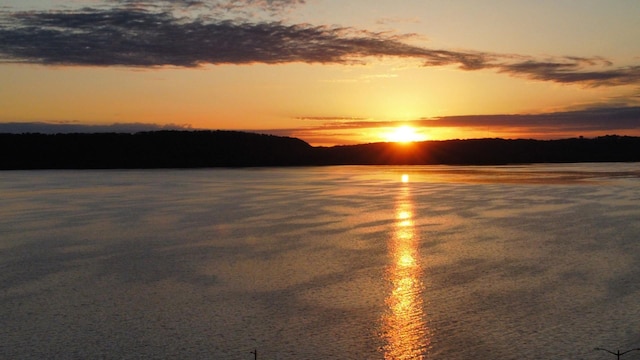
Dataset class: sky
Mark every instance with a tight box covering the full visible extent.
[2,0,640,146]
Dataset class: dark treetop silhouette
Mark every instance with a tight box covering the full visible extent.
[1,131,640,169]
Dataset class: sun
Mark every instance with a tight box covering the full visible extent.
[384,125,426,143]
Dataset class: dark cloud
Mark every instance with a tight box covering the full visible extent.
[425,106,640,132]
[498,59,640,87]
[0,122,193,134]
[0,7,496,69]
[293,107,640,136]
[1,6,639,87]
[0,8,436,66]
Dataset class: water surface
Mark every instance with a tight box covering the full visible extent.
[2,164,640,359]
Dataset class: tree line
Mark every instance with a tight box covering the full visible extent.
[1,131,639,169]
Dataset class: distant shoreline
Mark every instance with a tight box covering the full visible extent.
[2,131,639,169]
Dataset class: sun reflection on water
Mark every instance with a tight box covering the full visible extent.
[381,174,430,359]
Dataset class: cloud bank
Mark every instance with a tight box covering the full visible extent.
[3,107,639,145]
[0,122,193,134]
[291,106,640,140]
[426,106,640,134]
[1,6,640,87]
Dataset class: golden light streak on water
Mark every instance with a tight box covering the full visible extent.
[381,174,430,359]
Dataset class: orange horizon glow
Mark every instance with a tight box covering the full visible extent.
[382,125,429,144]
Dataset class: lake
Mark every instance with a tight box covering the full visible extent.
[1,164,640,359]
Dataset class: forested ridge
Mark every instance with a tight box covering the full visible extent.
[1,131,639,169]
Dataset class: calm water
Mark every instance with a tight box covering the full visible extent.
[2,164,640,359]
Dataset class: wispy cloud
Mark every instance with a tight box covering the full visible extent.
[107,0,306,19]
[1,5,640,87]
[109,0,305,11]
[292,106,640,140]
[214,0,306,13]
[295,116,369,121]
[498,58,640,87]
[375,16,421,25]
[425,106,640,133]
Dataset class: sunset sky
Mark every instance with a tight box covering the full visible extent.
[2,0,640,146]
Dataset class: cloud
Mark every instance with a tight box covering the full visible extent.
[110,0,305,8]
[295,116,369,121]
[109,0,305,16]
[127,106,638,146]
[214,0,306,12]
[293,106,640,137]
[0,122,193,134]
[0,8,433,67]
[3,107,638,145]
[425,106,640,133]
[375,16,421,25]
[0,7,495,68]
[498,59,640,87]
[1,6,640,87]
[112,0,205,5]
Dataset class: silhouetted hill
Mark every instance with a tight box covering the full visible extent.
[1,131,639,169]
[0,131,313,169]
[313,136,640,165]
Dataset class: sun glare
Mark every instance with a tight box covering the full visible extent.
[385,125,426,143]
